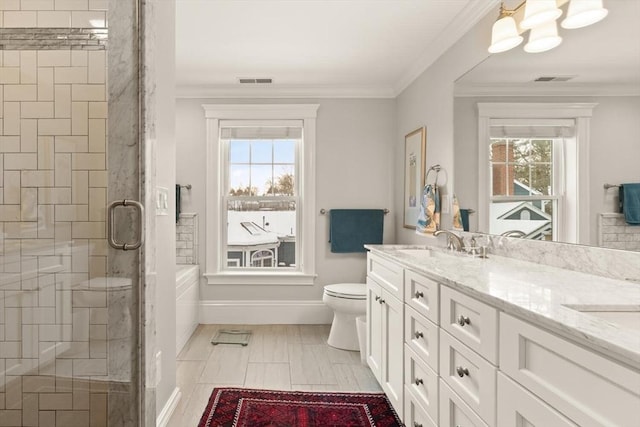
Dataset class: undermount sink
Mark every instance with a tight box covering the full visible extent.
[397,249,433,258]
[563,304,640,332]
[396,248,458,260]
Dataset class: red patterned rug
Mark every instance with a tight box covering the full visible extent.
[197,388,402,427]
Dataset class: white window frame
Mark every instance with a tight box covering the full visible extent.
[203,104,319,285]
[477,103,597,244]
[488,119,568,241]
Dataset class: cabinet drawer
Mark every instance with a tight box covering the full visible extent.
[440,285,498,364]
[404,270,439,324]
[440,330,496,426]
[439,379,489,427]
[404,386,437,427]
[497,372,577,427]
[500,313,640,427]
[404,345,438,423]
[367,253,403,300]
[404,305,438,372]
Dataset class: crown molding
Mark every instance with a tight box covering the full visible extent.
[454,83,640,97]
[176,84,396,99]
[393,0,500,96]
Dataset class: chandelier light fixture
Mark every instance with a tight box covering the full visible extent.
[488,0,608,54]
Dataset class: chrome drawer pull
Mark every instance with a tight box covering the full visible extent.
[414,378,423,385]
[414,291,424,299]
[456,366,470,377]
[413,423,423,427]
[414,331,424,339]
[379,299,385,304]
[374,295,380,301]
[457,315,471,327]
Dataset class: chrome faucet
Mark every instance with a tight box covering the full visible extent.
[433,230,465,252]
[500,230,526,238]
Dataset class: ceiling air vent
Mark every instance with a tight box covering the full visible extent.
[533,76,575,82]
[238,78,273,84]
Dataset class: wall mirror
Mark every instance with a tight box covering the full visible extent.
[452,0,640,251]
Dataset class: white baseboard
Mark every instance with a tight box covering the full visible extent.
[156,387,181,427]
[199,300,333,324]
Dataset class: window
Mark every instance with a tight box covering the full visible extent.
[488,121,570,241]
[478,103,596,244]
[203,104,319,285]
[223,125,299,269]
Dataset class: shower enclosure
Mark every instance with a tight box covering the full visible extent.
[0,0,151,425]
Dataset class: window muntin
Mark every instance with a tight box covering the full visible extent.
[222,129,301,270]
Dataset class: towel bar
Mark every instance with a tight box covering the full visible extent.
[320,208,389,215]
[179,184,192,190]
[604,183,621,190]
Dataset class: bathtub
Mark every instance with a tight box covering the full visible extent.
[176,265,199,355]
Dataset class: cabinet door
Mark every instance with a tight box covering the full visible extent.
[497,373,578,427]
[381,289,404,418]
[500,313,640,427]
[366,277,383,382]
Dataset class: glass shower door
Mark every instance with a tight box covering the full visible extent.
[0,1,143,425]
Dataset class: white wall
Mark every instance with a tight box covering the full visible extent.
[394,11,496,245]
[453,95,640,244]
[176,98,396,302]
[154,0,177,416]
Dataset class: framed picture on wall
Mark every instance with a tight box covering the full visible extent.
[403,127,426,229]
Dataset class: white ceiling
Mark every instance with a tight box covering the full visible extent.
[175,0,497,97]
[456,0,640,92]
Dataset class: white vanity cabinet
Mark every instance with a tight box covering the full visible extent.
[366,255,404,417]
[365,249,640,427]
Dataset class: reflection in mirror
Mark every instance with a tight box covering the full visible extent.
[453,0,640,251]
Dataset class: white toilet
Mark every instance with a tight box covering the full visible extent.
[322,283,367,351]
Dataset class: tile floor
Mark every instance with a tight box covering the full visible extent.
[167,324,382,426]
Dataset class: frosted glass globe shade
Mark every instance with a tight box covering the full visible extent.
[524,21,563,53]
[488,16,524,53]
[520,0,563,29]
[561,0,608,29]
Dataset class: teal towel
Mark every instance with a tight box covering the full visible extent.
[620,183,640,225]
[176,184,181,223]
[329,209,384,253]
[459,209,470,232]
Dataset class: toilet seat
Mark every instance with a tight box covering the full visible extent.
[324,283,366,300]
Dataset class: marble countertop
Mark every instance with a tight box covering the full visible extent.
[365,244,640,369]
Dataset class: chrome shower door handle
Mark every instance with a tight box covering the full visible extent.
[107,200,145,250]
